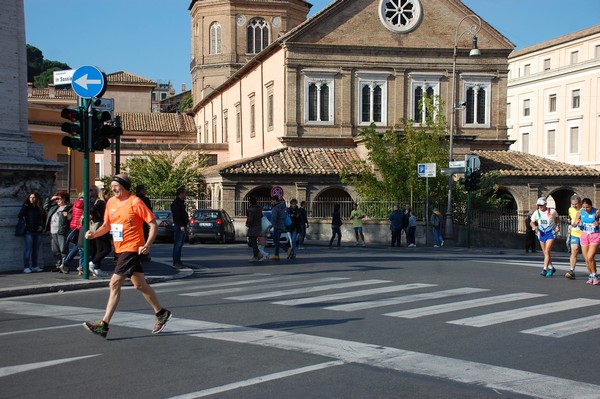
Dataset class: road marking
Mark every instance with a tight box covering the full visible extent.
[522,314,600,337]
[225,280,391,301]
[272,283,437,306]
[474,260,571,268]
[448,298,600,327]
[325,287,489,312]
[385,293,547,318]
[181,277,349,297]
[0,355,100,378]
[0,323,81,337]
[1,301,599,398]
[166,361,345,398]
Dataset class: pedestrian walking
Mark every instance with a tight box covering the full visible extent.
[44,191,72,271]
[88,186,111,277]
[170,187,188,269]
[407,210,417,247]
[329,204,342,248]
[297,201,309,248]
[574,198,600,285]
[246,196,263,261]
[566,195,582,279]
[530,197,560,277]
[525,210,537,253]
[351,203,366,246]
[269,195,291,260]
[430,208,444,247]
[287,199,301,258]
[18,192,45,273]
[60,193,84,274]
[401,203,411,246]
[388,205,403,247]
[83,173,171,338]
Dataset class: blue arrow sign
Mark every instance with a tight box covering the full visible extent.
[71,66,106,98]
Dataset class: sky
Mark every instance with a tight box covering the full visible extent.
[24,0,599,94]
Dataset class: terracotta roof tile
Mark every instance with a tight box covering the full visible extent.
[116,112,196,134]
[207,147,362,176]
[475,150,600,177]
[29,87,77,100]
[107,71,156,85]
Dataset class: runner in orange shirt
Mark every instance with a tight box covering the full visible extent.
[82,174,172,338]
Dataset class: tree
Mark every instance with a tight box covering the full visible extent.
[115,149,207,197]
[26,44,70,87]
[178,93,193,112]
[341,96,449,203]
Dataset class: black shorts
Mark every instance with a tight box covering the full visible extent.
[114,252,144,277]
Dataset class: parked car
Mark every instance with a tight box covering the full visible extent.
[262,210,290,246]
[154,210,174,242]
[188,209,236,244]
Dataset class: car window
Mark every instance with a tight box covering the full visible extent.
[193,210,219,220]
[154,211,171,219]
[222,210,232,222]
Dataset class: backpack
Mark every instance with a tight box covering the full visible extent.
[284,213,292,227]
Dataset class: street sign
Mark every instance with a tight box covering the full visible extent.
[71,66,106,98]
[466,154,481,171]
[449,160,467,169]
[441,167,466,175]
[53,69,74,86]
[92,98,114,112]
[270,186,284,199]
[417,163,436,178]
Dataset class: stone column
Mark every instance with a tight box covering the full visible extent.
[0,0,61,272]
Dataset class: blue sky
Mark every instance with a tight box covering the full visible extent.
[24,0,599,94]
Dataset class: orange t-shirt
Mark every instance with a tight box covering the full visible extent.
[104,194,155,254]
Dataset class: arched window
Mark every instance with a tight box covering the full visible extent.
[209,22,222,54]
[247,18,269,54]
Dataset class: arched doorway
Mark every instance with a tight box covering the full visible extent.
[312,188,353,218]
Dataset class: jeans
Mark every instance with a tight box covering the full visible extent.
[23,231,43,269]
[432,227,443,246]
[297,224,306,246]
[329,225,341,246]
[172,225,186,265]
[408,226,416,245]
[272,227,288,256]
[290,230,298,255]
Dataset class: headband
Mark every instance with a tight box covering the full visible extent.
[112,176,131,191]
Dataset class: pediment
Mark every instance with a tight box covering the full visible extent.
[286,0,513,52]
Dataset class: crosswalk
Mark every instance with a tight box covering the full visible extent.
[177,273,600,338]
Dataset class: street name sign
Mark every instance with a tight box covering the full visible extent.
[53,69,74,86]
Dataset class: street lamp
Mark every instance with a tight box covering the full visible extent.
[445,14,482,245]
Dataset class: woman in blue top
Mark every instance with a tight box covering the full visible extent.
[575,198,600,285]
[530,197,560,277]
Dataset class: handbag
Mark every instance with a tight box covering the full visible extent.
[15,218,26,237]
[89,221,101,233]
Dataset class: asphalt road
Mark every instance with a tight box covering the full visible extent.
[1,242,598,399]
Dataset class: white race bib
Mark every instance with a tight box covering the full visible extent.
[110,223,124,242]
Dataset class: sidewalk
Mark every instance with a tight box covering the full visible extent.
[0,259,194,299]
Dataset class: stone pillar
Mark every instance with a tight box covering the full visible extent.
[527,183,540,212]
[294,182,309,203]
[221,182,237,216]
[0,0,61,272]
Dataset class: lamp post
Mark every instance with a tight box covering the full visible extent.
[445,14,481,245]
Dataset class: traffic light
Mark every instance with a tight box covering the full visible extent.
[60,108,84,151]
[460,168,472,190]
[90,109,123,151]
[461,169,481,191]
[471,170,481,190]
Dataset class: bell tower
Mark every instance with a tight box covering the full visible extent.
[188,0,311,106]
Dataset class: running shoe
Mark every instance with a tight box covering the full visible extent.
[586,275,594,285]
[546,266,556,277]
[539,269,547,277]
[565,270,576,280]
[59,263,69,274]
[23,267,32,274]
[83,320,109,338]
[152,309,172,334]
[32,266,43,272]
[594,276,600,286]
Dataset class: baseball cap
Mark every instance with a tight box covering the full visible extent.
[536,197,547,206]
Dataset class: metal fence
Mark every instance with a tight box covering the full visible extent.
[149,196,569,238]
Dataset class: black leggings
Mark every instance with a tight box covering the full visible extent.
[92,234,112,267]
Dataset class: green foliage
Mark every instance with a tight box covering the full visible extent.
[455,170,510,208]
[341,96,449,203]
[178,93,193,112]
[26,44,70,87]
[118,149,207,197]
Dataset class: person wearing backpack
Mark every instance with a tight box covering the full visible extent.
[270,195,291,260]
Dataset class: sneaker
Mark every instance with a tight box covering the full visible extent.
[23,267,32,274]
[271,255,280,260]
[355,242,360,246]
[152,309,172,334]
[32,266,43,272]
[433,245,439,248]
[540,269,547,277]
[594,276,600,286]
[171,263,184,269]
[83,320,109,338]
[546,266,556,277]
[59,264,69,274]
[248,256,260,262]
[441,240,444,247]
[587,275,594,285]
[88,261,97,275]
[565,270,576,280]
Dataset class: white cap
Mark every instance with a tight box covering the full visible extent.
[536,197,547,206]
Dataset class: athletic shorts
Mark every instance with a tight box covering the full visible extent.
[537,230,555,243]
[353,226,363,233]
[570,235,581,246]
[580,232,600,247]
[114,252,144,277]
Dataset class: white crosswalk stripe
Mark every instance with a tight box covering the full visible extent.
[272,283,437,306]
[325,287,489,312]
[521,314,600,337]
[225,279,391,301]
[448,298,600,327]
[385,293,547,318]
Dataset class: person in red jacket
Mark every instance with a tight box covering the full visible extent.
[60,194,84,273]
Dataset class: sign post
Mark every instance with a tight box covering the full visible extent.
[418,163,436,247]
